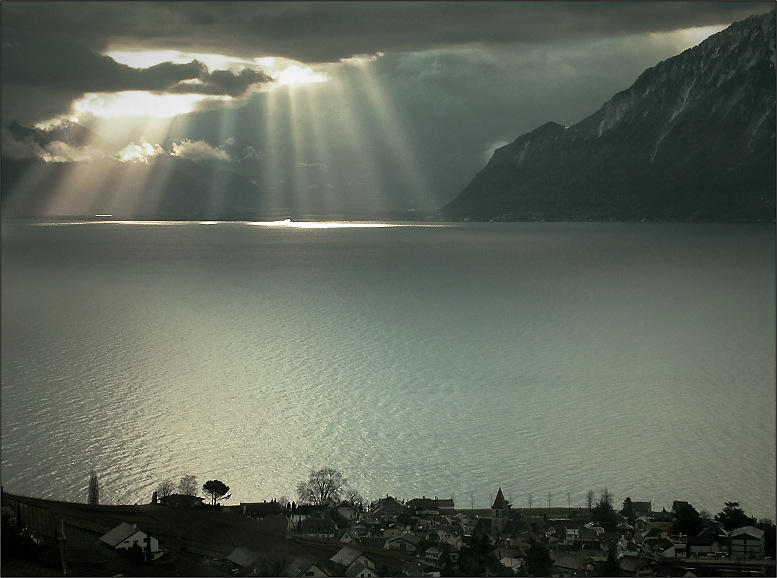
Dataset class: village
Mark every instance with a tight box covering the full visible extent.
[2,481,775,578]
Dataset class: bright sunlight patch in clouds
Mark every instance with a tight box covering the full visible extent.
[73,91,214,119]
[108,49,328,87]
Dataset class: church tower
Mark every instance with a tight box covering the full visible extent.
[491,487,511,535]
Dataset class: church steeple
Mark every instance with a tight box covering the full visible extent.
[491,487,511,535]
[491,487,509,510]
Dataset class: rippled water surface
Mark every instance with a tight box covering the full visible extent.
[2,221,774,518]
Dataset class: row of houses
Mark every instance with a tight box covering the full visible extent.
[142,489,772,576]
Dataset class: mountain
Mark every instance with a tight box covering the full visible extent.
[442,10,776,222]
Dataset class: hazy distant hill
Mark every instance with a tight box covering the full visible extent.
[442,10,776,222]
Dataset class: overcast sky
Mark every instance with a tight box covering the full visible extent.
[2,1,773,213]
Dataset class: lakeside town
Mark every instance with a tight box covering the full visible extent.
[2,469,775,577]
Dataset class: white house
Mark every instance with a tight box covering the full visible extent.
[99,522,163,560]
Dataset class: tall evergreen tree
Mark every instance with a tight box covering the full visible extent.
[592,491,618,532]
[620,497,636,525]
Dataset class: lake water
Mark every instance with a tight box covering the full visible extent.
[1,221,774,520]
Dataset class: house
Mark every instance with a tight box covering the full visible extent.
[160,493,204,508]
[241,500,285,518]
[633,502,652,517]
[335,501,360,522]
[292,504,329,524]
[499,554,524,574]
[729,526,764,560]
[644,537,677,558]
[686,534,725,556]
[619,555,655,577]
[99,522,163,561]
[330,546,375,574]
[285,557,331,577]
[686,525,728,556]
[400,559,441,577]
[437,528,463,549]
[383,525,404,540]
[635,520,671,542]
[418,543,458,570]
[345,561,380,577]
[351,517,383,538]
[509,532,535,554]
[227,547,261,572]
[337,528,362,544]
[554,553,596,576]
[386,533,421,553]
[372,495,410,523]
[420,545,445,569]
[407,497,456,517]
[299,516,337,538]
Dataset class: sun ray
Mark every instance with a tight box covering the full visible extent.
[345,58,434,211]
[322,64,386,212]
[258,89,287,215]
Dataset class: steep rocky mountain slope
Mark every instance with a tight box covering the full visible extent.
[442,10,776,222]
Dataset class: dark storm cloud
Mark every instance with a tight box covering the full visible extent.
[1,28,274,124]
[2,31,272,96]
[2,1,770,63]
[170,68,274,98]
[2,32,203,92]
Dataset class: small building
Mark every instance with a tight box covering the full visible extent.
[729,526,764,560]
[386,533,421,553]
[338,528,362,544]
[632,502,652,517]
[299,516,337,538]
[371,495,410,523]
[330,546,375,570]
[335,501,360,522]
[99,522,163,561]
[240,500,284,518]
[160,493,204,508]
[285,557,332,577]
[227,547,261,572]
[345,561,379,577]
[407,497,456,517]
[645,537,677,558]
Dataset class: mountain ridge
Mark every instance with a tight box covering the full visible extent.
[442,9,776,222]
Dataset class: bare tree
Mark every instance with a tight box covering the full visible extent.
[599,487,613,507]
[156,479,175,498]
[586,489,595,511]
[88,470,99,505]
[547,491,552,508]
[527,493,533,508]
[178,475,198,496]
[346,488,365,511]
[297,467,348,506]
[567,491,572,508]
